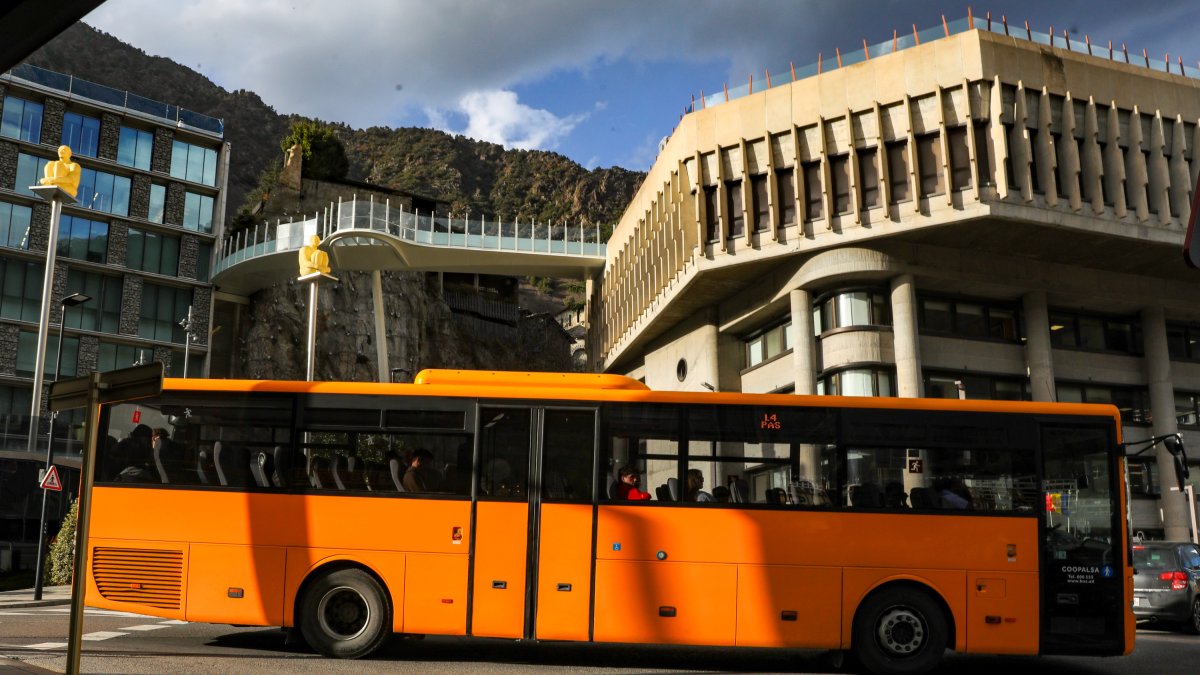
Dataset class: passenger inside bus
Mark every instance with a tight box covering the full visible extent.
[402,448,442,492]
[685,468,714,502]
[615,464,651,500]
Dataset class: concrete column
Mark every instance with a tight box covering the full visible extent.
[1022,290,1056,402]
[789,289,816,395]
[372,270,388,382]
[1143,306,1189,540]
[889,274,923,398]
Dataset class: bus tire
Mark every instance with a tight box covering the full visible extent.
[299,567,391,659]
[852,586,948,675]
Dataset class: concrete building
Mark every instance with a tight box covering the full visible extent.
[591,18,1200,538]
[0,63,226,563]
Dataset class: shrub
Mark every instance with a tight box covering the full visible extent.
[44,499,78,587]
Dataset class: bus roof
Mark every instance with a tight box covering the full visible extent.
[160,370,1123,425]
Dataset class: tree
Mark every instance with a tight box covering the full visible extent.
[280,120,349,181]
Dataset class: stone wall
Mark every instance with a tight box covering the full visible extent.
[130,174,151,220]
[107,221,128,268]
[165,182,185,226]
[98,112,120,161]
[119,275,142,336]
[40,98,65,149]
[0,323,18,375]
[151,128,173,174]
[27,203,49,253]
[178,235,198,280]
[0,141,17,191]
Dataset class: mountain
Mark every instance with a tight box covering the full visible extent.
[24,23,643,233]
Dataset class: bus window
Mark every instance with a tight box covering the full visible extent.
[299,430,471,495]
[542,409,595,502]
[601,404,679,501]
[478,408,531,499]
[845,446,1037,512]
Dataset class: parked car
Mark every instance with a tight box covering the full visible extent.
[1132,541,1200,633]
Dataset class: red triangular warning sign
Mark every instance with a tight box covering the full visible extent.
[40,465,63,492]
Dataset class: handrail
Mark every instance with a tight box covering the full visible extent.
[213,196,608,277]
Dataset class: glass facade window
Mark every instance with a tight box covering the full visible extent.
[16,331,79,379]
[78,168,131,216]
[916,133,943,196]
[776,168,796,225]
[818,290,890,332]
[169,348,206,378]
[57,215,108,263]
[973,121,992,187]
[745,321,792,369]
[948,127,971,190]
[919,296,1020,341]
[0,96,43,143]
[195,242,213,283]
[924,371,1030,401]
[148,184,167,224]
[14,153,50,196]
[1176,392,1199,428]
[64,269,122,334]
[0,258,43,322]
[1056,382,1150,425]
[818,367,894,397]
[0,384,33,439]
[0,201,32,250]
[829,155,851,214]
[1167,323,1200,361]
[886,141,910,202]
[802,161,822,220]
[139,282,191,343]
[751,175,769,232]
[96,342,142,372]
[858,148,880,208]
[117,127,154,170]
[183,192,214,233]
[1049,311,1142,354]
[61,112,100,157]
[703,186,719,242]
[725,181,744,238]
[126,228,180,276]
[169,140,218,186]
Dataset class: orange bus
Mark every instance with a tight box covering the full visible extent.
[82,369,1137,674]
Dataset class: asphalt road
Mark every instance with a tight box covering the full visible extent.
[0,607,1198,673]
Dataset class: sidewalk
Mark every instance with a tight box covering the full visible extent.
[0,586,71,609]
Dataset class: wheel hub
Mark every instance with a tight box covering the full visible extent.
[317,586,370,640]
[876,607,926,656]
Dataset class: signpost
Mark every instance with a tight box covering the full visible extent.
[48,363,164,675]
[38,465,62,492]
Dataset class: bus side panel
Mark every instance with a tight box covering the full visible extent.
[735,565,842,648]
[404,552,469,635]
[186,543,285,626]
[282,549,407,632]
[535,503,594,641]
[841,568,967,650]
[470,501,528,638]
[85,537,188,621]
[965,572,1039,654]
[593,559,737,645]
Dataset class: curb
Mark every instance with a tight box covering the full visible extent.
[0,599,71,609]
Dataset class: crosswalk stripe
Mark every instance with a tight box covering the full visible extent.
[82,631,128,641]
[0,611,39,616]
[25,642,67,650]
[159,619,188,625]
[121,624,169,631]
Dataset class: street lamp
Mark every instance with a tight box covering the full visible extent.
[32,292,90,600]
[179,305,198,376]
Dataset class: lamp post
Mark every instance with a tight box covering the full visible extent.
[32,292,90,601]
[179,305,197,376]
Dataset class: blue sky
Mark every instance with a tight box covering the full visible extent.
[83,1,1199,171]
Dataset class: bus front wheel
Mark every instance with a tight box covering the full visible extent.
[299,567,392,659]
[852,586,948,675]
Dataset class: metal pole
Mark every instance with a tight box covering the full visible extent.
[181,305,194,376]
[306,280,318,381]
[66,371,103,675]
[32,301,69,601]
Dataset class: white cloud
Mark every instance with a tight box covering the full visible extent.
[457,90,585,150]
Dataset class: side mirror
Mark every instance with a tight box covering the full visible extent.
[1164,434,1191,491]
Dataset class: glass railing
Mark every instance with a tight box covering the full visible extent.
[213,198,608,277]
[0,63,224,136]
[689,15,1198,112]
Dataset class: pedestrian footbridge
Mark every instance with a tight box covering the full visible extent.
[212,198,608,295]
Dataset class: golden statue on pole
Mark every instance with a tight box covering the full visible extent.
[298,234,331,276]
[39,145,82,198]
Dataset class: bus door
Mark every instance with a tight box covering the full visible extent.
[1039,425,1126,655]
[469,406,597,641]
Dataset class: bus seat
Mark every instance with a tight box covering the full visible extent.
[729,478,750,503]
[309,457,333,489]
[343,455,368,490]
[606,480,618,500]
[272,446,292,488]
[363,461,388,491]
[388,457,407,491]
[331,454,348,490]
[215,443,251,487]
[250,450,275,488]
[655,484,670,501]
[197,446,213,485]
[666,477,680,501]
[850,482,883,508]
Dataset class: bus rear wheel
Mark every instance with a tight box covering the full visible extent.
[852,586,948,675]
[299,568,391,659]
